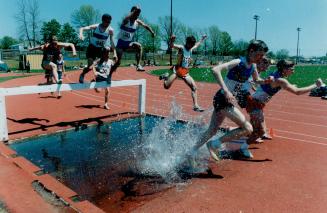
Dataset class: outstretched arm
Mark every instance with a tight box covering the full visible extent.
[79,24,98,40]
[58,42,77,56]
[277,78,323,95]
[252,66,274,85]
[169,35,183,50]
[137,19,155,37]
[29,44,45,51]
[191,35,207,51]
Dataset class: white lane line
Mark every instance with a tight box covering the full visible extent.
[265,116,327,128]
[275,135,327,147]
[275,129,327,141]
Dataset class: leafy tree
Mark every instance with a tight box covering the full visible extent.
[276,49,289,60]
[136,22,161,53]
[71,5,100,45]
[158,16,182,51]
[231,39,249,57]
[218,31,233,56]
[208,25,221,55]
[58,23,79,45]
[266,51,276,59]
[0,36,19,49]
[28,0,40,46]
[40,19,61,42]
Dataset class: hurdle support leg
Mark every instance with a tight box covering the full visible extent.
[0,93,8,142]
[138,79,146,115]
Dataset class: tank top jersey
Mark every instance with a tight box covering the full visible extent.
[90,24,113,48]
[57,59,64,72]
[224,57,255,96]
[95,59,114,78]
[252,70,282,104]
[118,20,138,42]
[178,47,192,68]
[42,44,61,62]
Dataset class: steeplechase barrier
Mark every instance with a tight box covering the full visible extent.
[0,79,146,141]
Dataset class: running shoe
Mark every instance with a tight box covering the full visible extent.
[159,73,169,81]
[239,143,253,159]
[136,64,145,71]
[104,103,110,110]
[261,133,272,140]
[206,139,221,162]
[193,106,204,112]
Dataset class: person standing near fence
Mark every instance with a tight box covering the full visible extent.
[78,14,117,83]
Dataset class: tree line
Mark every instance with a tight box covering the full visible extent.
[1,1,324,60]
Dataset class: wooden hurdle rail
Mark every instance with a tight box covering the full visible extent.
[0,79,146,142]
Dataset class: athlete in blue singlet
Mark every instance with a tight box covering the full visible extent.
[191,40,271,161]
[78,14,117,83]
[246,60,324,144]
[112,6,155,72]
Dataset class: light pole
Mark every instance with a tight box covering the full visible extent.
[253,15,260,40]
[296,27,301,64]
[169,0,173,66]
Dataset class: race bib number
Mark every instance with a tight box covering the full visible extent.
[96,40,105,47]
[121,31,131,40]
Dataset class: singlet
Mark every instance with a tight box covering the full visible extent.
[90,24,113,48]
[95,59,114,78]
[42,44,61,62]
[225,57,255,96]
[117,20,138,42]
[252,70,282,104]
[57,60,64,72]
[178,47,192,68]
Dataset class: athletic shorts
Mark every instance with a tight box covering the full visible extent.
[213,89,234,111]
[172,66,189,78]
[86,44,104,60]
[116,39,132,50]
[95,75,107,82]
[246,96,265,113]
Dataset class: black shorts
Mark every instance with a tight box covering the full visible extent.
[213,89,234,111]
[95,75,107,82]
[86,44,104,61]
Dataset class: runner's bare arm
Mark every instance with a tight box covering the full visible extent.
[79,24,98,40]
[191,35,207,51]
[170,35,183,50]
[212,59,240,103]
[277,78,323,95]
[108,30,117,60]
[58,42,77,56]
[252,66,274,84]
[29,44,45,51]
[136,19,155,37]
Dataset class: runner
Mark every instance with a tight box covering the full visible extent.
[112,6,155,72]
[29,35,76,84]
[92,49,116,110]
[191,40,271,161]
[56,53,65,98]
[78,14,117,83]
[159,35,207,112]
[246,59,324,144]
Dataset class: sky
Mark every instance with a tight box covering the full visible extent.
[1,0,327,57]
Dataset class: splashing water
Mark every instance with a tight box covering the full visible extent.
[137,100,211,182]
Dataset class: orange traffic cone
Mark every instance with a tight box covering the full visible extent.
[269,128,275,138]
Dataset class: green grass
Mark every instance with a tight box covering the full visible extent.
[0,75,30,83]
[151,65,327,87]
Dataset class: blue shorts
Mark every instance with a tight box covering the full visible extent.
[116,39,132,50]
